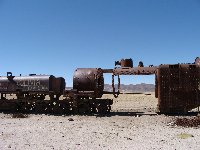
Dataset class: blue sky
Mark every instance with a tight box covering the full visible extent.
[0,0,199,86]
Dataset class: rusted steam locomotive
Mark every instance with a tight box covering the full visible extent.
[0,69,112,114]
[0,57,199,114]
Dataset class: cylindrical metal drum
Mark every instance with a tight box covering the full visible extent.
[0,74,65,95]
[115,59,133,68]
[73,68,104,98]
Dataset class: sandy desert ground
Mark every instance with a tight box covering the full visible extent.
[0,93,200,150]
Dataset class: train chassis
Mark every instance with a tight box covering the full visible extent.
[0,94,113,115]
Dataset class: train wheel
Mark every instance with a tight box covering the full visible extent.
[35,102,47,114]
[21,102,34,113]
[50,101,68,115]
[96,104,107,115]
[77,103,91,115]
[91,106,97,113]
[61,102,71,114]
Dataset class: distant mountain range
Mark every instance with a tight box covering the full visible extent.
[66,83,155,92]
[104,83,155,92]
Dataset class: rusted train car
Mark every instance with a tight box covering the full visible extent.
[156,58,200,113]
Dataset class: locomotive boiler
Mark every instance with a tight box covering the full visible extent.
[69,68,112,114]
[73,68,104,98]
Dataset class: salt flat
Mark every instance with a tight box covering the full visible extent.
[0,93,200,150]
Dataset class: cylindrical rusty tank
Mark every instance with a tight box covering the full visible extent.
[73,68,104,98]
[115,58,133,68]
[0,73,66,95]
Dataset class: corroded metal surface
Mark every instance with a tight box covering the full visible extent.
[113,66,157,75]
[111,58,158,98]
[73,68,104,98]
[115,58,133,68]
[0,57,200,115]
[157,64,200,113]
[113,57,200,114]
[112,74,120,98]
[0,73,65,100]
[0,98,113,115]
[0,74,64,93]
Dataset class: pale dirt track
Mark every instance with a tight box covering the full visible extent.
[0,93,200,150]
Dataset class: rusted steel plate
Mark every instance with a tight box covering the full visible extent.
[51,77,66,93]
[157,64,200,113]
[113,66,158,75]
[102,69,113,73]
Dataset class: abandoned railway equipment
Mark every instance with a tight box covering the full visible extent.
[0,70,112,115]
[0,57,199,115]
[112,57,200,114]
[0,73,65,100]
[156,63,200,113]
[111,59,157,98]
[113,58,157,75]
[113,66,157,75]
[115,58,133,68]
[73,68,104,98]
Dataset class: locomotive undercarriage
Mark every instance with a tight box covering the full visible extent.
[0,93,113,115]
